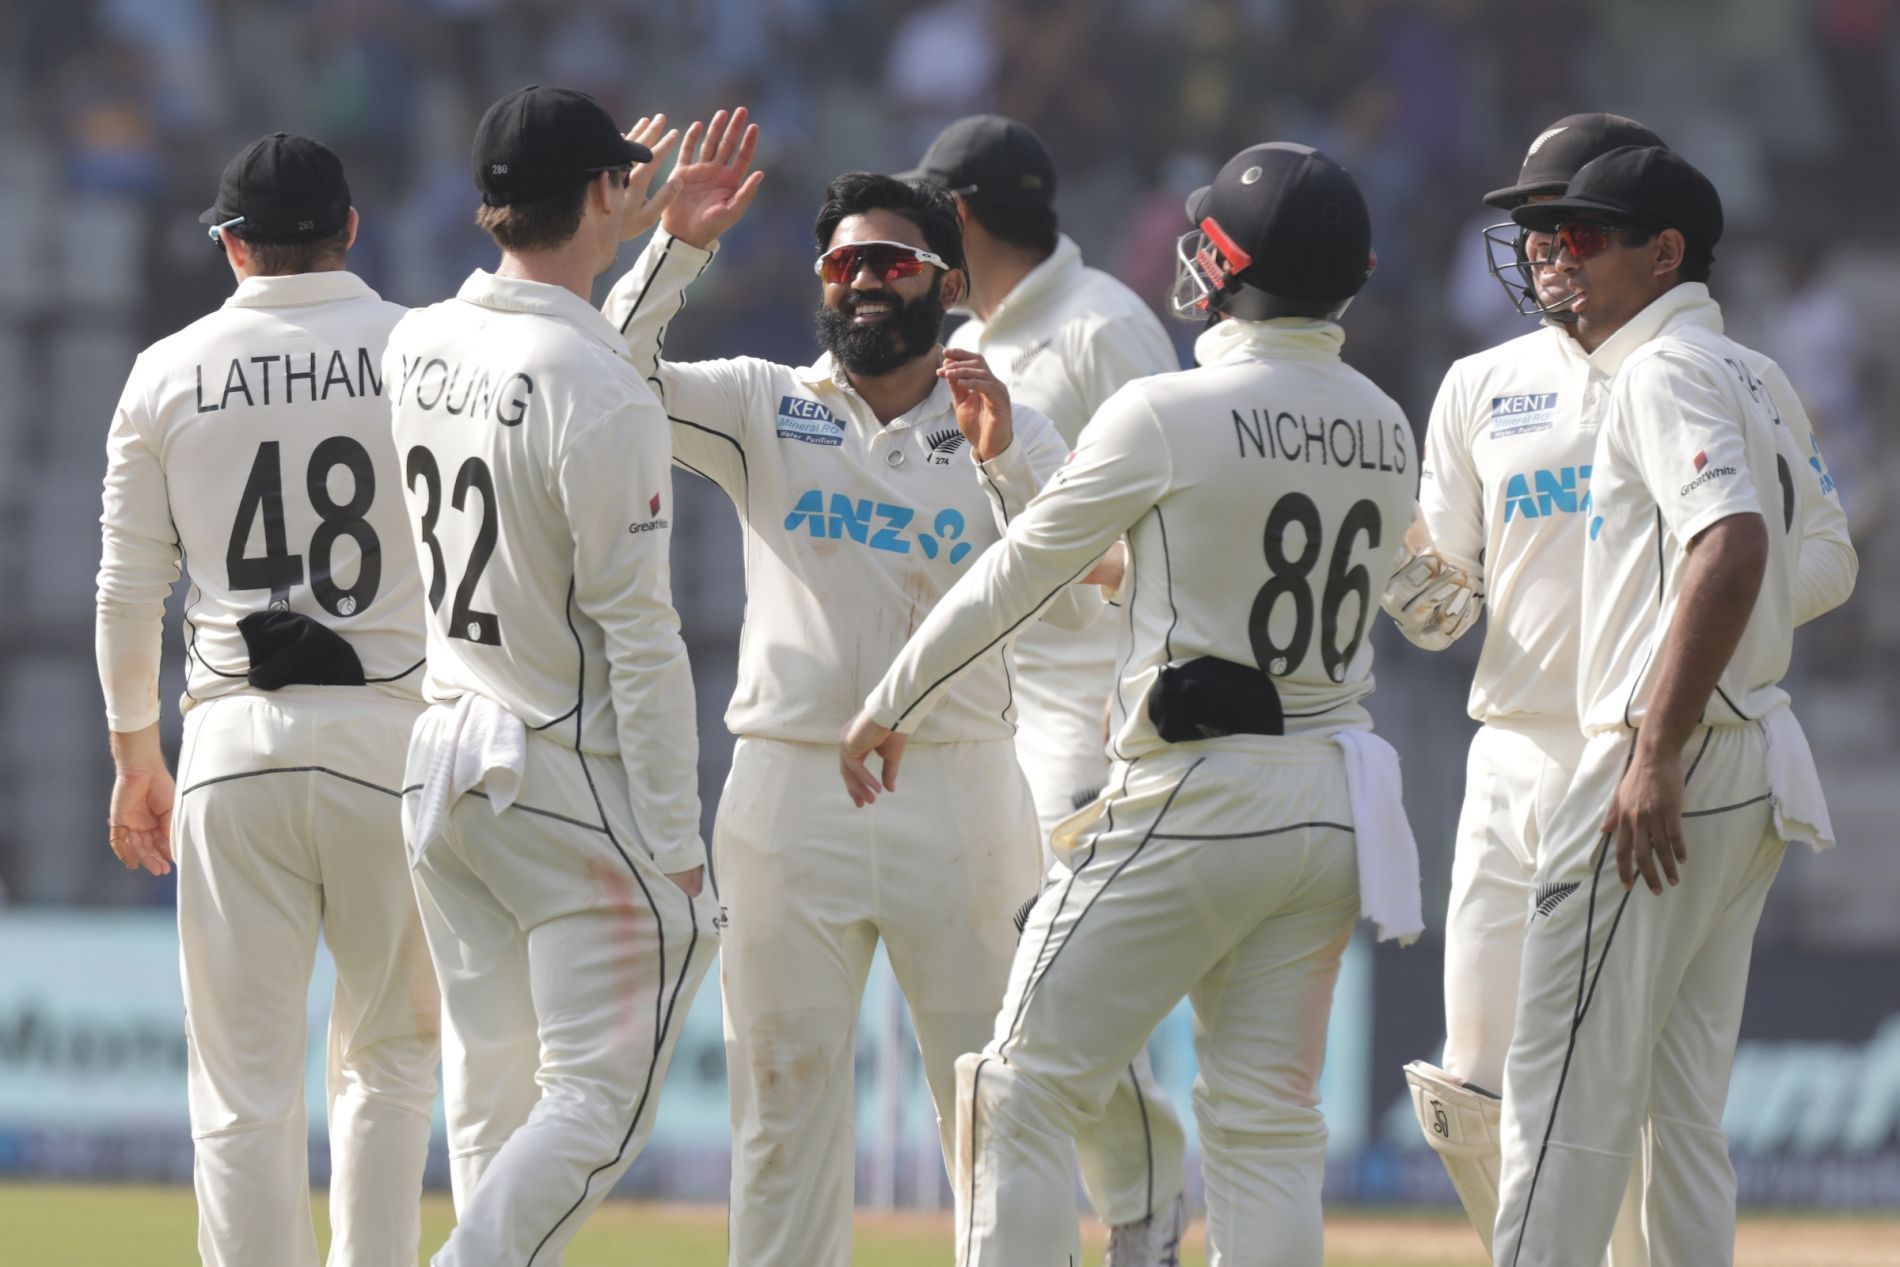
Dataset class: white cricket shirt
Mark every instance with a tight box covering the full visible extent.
[947,234,1181,719]
[865,317,1418,758]
[603,233,1082,746]
[1579,284,1798,733]
[1421,313,1853,726]
[387,271,702,872]
[96,271,425,731]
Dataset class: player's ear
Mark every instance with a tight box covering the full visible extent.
[1652,228,1686,280]
[940,265,966,309]
[587,170,618,217]
[343,207,360,252]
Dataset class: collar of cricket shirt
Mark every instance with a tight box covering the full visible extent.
[796,351,959,431]
[225,270,376,310]
[1587,281,1721,379]
[455,269,628,358]
[1193,314,1345,369]
[972,233,1083,334]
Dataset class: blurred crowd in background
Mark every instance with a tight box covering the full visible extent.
[0,0,1895,951]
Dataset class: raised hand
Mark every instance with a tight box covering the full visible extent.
[938,348,1014,462]
[662,106,765,250]
[619,114,683,241]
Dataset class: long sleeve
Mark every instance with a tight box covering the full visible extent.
[1763,362,1857,625]
[557,400,704,875]
[1416,364,1486,575]
[603,232,753,499]
[973,403,1101,632]
[95,370,181,731]
[972,403,1067,531]
[867,387,1171,731]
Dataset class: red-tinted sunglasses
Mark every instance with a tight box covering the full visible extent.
[1551,221,1637,262]
[814,240,948,285]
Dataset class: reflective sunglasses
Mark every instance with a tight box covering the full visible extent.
[207,214,245,248]
[814,240,948,285]
[1552,220,1637,262]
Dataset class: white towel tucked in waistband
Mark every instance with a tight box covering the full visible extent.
[406,693,527,864]
[1335,729,1424,946]
[1762,706,1834,853]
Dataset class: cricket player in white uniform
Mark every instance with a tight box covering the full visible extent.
[845,142,1426,1267]
[1387,118,1857,1260]
[388,88,714,1267]
[1486,147,1838,1266]
[602,113,1085,1266]
[907,113,1189,1263]
[95,134,437,1267]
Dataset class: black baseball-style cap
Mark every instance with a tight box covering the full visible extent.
[1512,145,1724,269]
[199,133,352,243]
[472,85,653,208]
[1188,142,1372,305]
[904,115,1057,207]
[1483,113,1665,210]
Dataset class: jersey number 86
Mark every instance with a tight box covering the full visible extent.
[1250,492,1383,684]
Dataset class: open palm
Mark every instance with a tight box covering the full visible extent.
[662,106,764,250]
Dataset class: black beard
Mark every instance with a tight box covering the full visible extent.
[815,278,946,377]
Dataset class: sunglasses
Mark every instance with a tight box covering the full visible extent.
[1550,221,1637,262]
[207,214,245,249]
[814,240,948,285]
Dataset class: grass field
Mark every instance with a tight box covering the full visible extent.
[1,1185,1895,1266]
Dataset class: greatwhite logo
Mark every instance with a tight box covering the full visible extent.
[1527,126,1568,158]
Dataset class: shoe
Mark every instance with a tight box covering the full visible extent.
[1104,1192,1185,1267]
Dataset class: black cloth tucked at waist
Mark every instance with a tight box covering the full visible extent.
[1147,656,1285,742]
[237,610,366,690]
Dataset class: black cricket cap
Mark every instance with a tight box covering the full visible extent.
[1483,113,1665,210]
[472,85,652,208]
[199,133,352,243]
[1188,142,1372,305]
[1512,145,1723,269]
[904,114,1056,207]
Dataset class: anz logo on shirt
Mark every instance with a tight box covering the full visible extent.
[783,490,973,564]
[1502,464,1592,524]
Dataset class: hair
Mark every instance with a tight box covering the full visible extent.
[474,170,627,253]
[813,173,965,272]
[962,196,1058,255]
[238,224,350,275]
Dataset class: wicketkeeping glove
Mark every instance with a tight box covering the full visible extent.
[1382,549,1484,651]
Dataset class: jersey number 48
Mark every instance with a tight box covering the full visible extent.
[226,438,380,618]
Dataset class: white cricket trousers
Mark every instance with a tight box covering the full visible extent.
[1013,674,1188,1229]
[716,736,1042,1267]
[406,720,717,1267]
[173,687,438,1267]
[957,741,1361,1267]
[1443,722,1649,1265]
[1493,724,1785,1267]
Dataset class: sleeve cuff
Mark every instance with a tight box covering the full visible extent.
[656,229,717,267]
[106,704,162,733]
[651,838,708,876]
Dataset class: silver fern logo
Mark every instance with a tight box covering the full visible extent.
[1533,881,1581,918]
[925,428,968,464]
